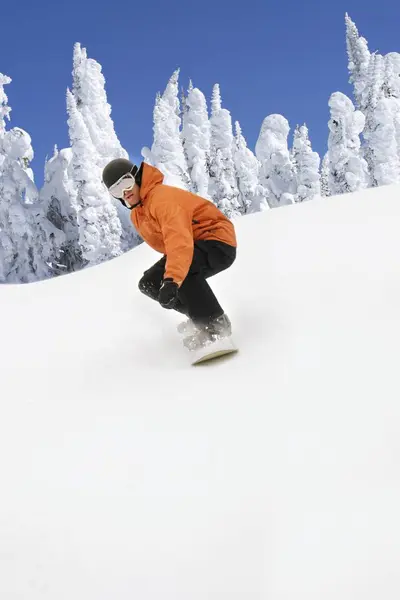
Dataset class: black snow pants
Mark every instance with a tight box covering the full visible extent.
[138,240,236,324]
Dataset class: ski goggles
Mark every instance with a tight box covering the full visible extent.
[108,172,136,199]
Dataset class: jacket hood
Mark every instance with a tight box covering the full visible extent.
[139,163,164,202]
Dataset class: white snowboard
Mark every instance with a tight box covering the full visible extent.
[190,336,238,365]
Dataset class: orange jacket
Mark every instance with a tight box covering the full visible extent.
[131,164,237,285]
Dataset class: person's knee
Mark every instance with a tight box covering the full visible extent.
[208,244,236,276]
[224,245,236,268]
[138,275,158,300]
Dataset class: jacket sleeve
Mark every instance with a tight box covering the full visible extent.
[152,199,194,285]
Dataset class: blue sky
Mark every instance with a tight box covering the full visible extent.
[1,0,400,186]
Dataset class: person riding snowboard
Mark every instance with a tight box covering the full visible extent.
[102,158,237,350]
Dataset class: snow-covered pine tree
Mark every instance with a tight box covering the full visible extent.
[320,153,331,197]
[72,43,126,162]
[363,54,400,186]
[182,80,211,198]
[291,124,321,202]
[233,121,266,212]
[0,78,64,283]
[383,53,400,173]
[40,145,83,272]
[327,92,369,195]
[345,17,400,187]
[71,43,138,251]
[66,88,123,266]
[150,69,191,189]
[255,114,296,208]
[0,73,11,135]
[208,84,241,218]
[345,13,371,112]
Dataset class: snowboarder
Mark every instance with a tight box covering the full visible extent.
[102,158,237,350]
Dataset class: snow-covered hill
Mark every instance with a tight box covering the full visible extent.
[2,184,400,599]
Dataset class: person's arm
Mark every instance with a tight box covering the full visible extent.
[153,200,194,286]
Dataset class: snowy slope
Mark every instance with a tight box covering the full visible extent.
[2,184,400,599]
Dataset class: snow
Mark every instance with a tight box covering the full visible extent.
[2,183,400,598]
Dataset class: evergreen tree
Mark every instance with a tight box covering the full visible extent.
[66,89,123,266]
[150,69,190,189]
[182,80,211,198]
[0,78,63,283]
[71,43,138,251]
[345,13,371,112]
[345,17,400,186]
[40,145,83,272]
[208,84,240,218]
[233,121,265,213]
[255,114,296,208]
[383,53,400,171]
[0,73,11,137]
[292,124,321,202]
[363,54,400,186]
[72,43,127,164]
[320,153,331,197]
[327,92,369,195]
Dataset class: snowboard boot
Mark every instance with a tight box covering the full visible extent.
[182,313,232,351]
[177,318,198,336]
[204,313,232,341]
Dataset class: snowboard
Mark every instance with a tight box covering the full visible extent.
[190,336,238,365]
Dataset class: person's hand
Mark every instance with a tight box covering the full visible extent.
[158,278,179,309]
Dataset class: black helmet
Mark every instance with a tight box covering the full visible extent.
[102,158,138,189]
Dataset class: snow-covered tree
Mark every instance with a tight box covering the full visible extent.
[149,69,190,189]
[383,53,400,169]
[327,92,369,194]
[345,13,371,112]
[66,89,123,266]
[208,84,241,217]
[365,100,400,186]
[345,18,400,187]
[71,43,138,251]
[0,74,11,133]
[0,74,11,178]
[255,114,296,208]
[292,124,321,202]
[0,80,64,283]
[233,121,266,212]
[72,43,127,164]
[363,54,400,186]
[40,145,83,272]
[320,154,331,197]
[182,81,211,198]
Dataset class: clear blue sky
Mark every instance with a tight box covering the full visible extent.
[1,0,400,186]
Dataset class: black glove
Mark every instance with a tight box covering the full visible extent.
[158,278,179,309]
